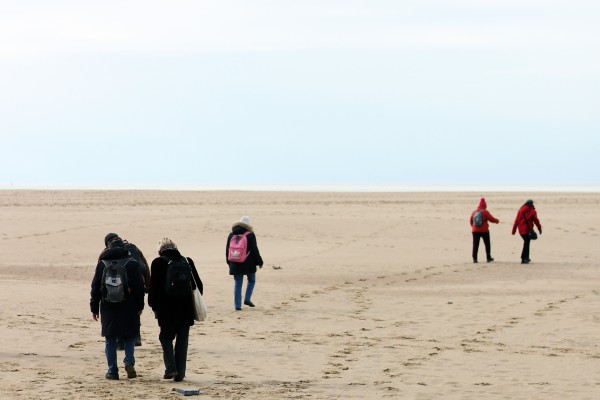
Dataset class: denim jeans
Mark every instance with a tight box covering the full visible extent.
[159,323,190,379]
[234,273,256,309]
[105,336,135,375]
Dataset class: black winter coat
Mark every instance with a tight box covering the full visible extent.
[226,223,264,275]
[148,249,203,328]
[90,245,145,338]
[98,241,151,292]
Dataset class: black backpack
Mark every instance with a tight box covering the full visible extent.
[164,257,193,297]
[101,258,131,303]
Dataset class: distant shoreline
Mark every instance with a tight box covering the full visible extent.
[1,184,599,193]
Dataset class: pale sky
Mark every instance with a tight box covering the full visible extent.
[1,1,599,188]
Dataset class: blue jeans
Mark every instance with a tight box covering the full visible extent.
[234,273,255,309]
[105,336,135,375]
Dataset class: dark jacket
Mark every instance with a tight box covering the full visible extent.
[90,242,145,338]
[512,204,542,235]
[98,241,151,293]
[226,222,263,275]
[148,249,202,327]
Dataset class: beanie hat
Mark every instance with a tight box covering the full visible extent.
[240,216,251,225]
[104,232,119,247]
[525,199,534,206]
[478,197,487,210]
[158,237,178,254]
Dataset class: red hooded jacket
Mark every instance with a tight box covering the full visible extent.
[512,204,542,235]
[470,198,499,233]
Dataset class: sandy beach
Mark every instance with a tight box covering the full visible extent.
[1,190,599,399]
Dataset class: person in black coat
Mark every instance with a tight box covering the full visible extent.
[226,216,264,310]
[100,232,150,347]
[148,238,202,382]
[90,237,145,380]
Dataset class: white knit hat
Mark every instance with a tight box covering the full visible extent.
[240,216,251,225]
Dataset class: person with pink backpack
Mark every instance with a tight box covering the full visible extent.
[226,216,264,310]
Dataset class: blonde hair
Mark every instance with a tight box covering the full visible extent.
[158,237,177,254]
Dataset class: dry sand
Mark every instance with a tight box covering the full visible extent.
[0,190,599,399]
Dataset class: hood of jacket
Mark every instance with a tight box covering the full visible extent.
[99,246,129,261]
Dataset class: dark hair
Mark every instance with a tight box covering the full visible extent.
[104,232,119,246]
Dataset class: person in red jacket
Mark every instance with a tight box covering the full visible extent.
[469,197,500,263]
[512,199,542,264]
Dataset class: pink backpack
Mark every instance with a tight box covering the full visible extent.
[228,231,251,263]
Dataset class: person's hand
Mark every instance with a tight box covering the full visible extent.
[138,310,143,316]
[259,264,263,269]
[92,313,99,321]
[539,228,542,235]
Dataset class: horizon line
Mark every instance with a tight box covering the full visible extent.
[1,183,599,193]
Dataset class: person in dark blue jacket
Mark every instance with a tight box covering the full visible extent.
[226,216,264,310]
[90,236,145,380]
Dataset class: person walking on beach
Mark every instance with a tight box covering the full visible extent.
[90,236,145,380]
[226,216,264,310]
[512,199,542,264]
[101,233,150,347]
[470,197,500,263]
[148,238,203,382]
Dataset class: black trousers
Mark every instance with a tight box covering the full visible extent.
[159,322,190,379]
[520,234,531,261]
[472,232,491,261]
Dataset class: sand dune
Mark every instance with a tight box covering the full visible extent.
[1,190,599,399]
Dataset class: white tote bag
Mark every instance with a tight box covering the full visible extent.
[191,276,207,321]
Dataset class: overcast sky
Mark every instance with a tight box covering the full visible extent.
[1,1,598,188]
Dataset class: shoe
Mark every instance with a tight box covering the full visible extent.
[521,259,530,264]
[473,259,478,264]
[244,300,255,307]
[235,307,242,311]
[105,372,119,380]
[124,363,137,379]
[487,257,494,263]
[174,374,184,382]
[163,370,178,379]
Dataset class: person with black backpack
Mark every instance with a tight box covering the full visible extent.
[100,233,150,347]
[90,236,145,380]
[469,197,500,263]
[148,238,203,382]
[226,216,264,310]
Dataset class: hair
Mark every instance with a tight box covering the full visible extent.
[104,232,119,247]
[157,237,178,254]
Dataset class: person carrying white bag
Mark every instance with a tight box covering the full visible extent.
[148,238,204,382]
